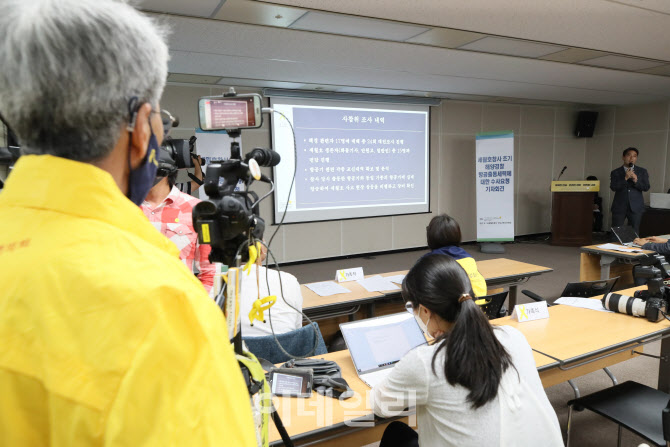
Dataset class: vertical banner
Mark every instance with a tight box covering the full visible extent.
[476,132,515,241]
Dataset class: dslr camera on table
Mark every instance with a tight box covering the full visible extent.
[603,254,670,322]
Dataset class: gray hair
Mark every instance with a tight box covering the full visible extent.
[0,0,169,162]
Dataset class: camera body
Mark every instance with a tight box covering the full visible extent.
[192,158,266,266]
[158,136,197,177]
[191,90,279,266]
[602,290,667,322]
[602,259,669,322]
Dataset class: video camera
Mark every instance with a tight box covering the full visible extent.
[158,136,198,177]
[602,254,670,322]
[191,90,279,267]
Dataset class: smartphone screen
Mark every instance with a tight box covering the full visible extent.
[198,94,262,130]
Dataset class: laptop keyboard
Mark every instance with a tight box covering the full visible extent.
[360,368,392,388]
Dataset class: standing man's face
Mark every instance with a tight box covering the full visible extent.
[623,150,638,166]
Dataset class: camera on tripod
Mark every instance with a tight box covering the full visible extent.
[602,254,670,322]
[191,90,279,267]
[158,136,198,177]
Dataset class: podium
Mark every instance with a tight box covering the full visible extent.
[550,180,599,246]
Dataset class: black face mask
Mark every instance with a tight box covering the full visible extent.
[127,122,159,206]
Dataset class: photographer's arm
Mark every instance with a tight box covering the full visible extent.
[189,155,204,193]
[195,242,216,293]
[641,240,670,255]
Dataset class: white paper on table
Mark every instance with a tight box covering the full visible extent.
[384,274,406,285]
[305,281,352,297]
[554,297,613,313]
[596,243,643,253]
[357,275,400,292]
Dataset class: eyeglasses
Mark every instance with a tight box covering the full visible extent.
[151,109,177,138]
[405,301,414,314]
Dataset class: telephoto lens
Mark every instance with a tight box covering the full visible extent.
[602,293,647,317]
[602,292,666,322]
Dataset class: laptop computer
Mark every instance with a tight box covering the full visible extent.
[611,225,642,247]
[340,312,427,388]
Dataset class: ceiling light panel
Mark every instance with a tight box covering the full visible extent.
[288,11,429,41]
[580,55,666,71]
[612,0,670,14]
[140,0,222,18]
[540,48,609,63]
[638,65,670,76]
[216,77,307,90]
[167,73,222,84]
[335,86,410,95]
[214,0,305,27]
[406,28,485,48]
[458,36,566,58]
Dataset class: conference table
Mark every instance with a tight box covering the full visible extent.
[269,286,670,446]
[580,244,655,287]
[301,258,553,321]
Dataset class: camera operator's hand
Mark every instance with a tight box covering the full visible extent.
[189,153,204,192]
[648,236,668,244]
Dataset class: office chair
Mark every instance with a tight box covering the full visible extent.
[475,291,508,319]
[521,276,620,305]
[243,322,328,364]
[566,381,670,447]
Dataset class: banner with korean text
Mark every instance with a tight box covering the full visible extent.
[476,132,514,241]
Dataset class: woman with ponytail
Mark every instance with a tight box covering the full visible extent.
[371,255,563,447]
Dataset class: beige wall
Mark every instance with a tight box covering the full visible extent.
[160,83,669,262]
[584,101,670,231]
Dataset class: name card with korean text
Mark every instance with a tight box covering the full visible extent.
[510,301,549,323]
[336,267,364,283]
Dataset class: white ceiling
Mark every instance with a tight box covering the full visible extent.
[141,0,670,105]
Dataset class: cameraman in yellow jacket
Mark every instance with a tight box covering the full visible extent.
[0,1,256,445]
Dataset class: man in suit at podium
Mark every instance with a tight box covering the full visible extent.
[610,147,649,233]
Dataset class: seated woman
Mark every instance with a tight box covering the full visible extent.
[371,255,563,447]
[424,214,487,297]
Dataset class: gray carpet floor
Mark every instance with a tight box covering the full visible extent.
[280,236,664,446]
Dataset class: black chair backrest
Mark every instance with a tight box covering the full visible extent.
[560,277,619,298]
[243,322,328,364]
[475,291,508,319]
[663,398,670,442]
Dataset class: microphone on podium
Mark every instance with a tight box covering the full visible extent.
[556,165,567,181]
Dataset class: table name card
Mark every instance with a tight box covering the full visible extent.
[511,301,549,322]
[336,267,364,283]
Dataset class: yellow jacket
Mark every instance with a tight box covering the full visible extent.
[456,257,488,298]
[0,155,257,446]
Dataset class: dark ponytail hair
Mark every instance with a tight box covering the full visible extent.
[402,254,514,408]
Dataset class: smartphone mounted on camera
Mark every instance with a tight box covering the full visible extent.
[198,94,263,131]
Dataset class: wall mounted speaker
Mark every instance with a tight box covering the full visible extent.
[574,111,598,138]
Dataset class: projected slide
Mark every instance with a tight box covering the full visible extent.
[271,97,430,224]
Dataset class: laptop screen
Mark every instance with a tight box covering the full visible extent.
[340,312,427,375]
[612,225,639,244]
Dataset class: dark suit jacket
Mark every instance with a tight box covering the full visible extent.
[609,165,650,214]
